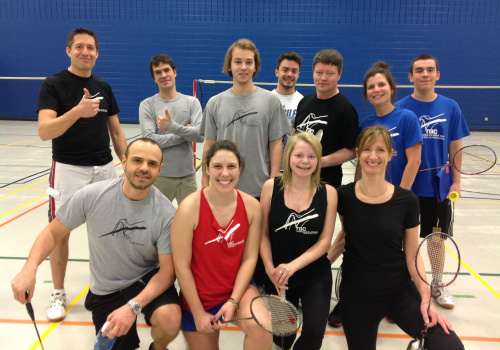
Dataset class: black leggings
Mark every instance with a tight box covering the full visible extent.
[266,279,332,350]
[340,282,464,350]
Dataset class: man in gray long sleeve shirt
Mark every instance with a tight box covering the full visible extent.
[140,54,203,203]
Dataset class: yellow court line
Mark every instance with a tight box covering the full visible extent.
[0,146,50,150]
[446,247,500,300]
[0,137,43,148]
[0,194,48,219]
[29,284,90,350]
[0,176,48,200]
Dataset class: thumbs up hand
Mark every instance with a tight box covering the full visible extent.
[157,108,172,130]
[77,88,101,118]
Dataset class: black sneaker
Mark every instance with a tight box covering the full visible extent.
[327,303,342,327]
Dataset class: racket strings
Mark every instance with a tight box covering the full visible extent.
[251,296,301,336]
[416,234,460,287]
[333,265,342,302]
[458,146,497,174]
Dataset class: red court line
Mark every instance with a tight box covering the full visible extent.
[0,200,49,228]
[1,319,499,342]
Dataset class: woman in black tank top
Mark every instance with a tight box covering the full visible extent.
[260,132,338,350]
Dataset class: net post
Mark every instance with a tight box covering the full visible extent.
[192,80,198,168]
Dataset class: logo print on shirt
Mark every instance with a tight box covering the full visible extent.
[275,209,319,234]
[296,113,328,141]
[89,92,102,99]
[99,219,147,246]
[205,220,245,248]
[226,108,258,127]
[419,114,447,134]
[388,126,400,138]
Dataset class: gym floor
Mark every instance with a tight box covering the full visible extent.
[1,120,499,349]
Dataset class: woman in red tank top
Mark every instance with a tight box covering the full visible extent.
[171,140,272,350]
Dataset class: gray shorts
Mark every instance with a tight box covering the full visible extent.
[48,160,117,221]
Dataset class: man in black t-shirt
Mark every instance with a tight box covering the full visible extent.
[293,49,359,328]
[36,28,127,322]
[293,49,359,188]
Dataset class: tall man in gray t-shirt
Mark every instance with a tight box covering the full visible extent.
[200,38,289,198]
[200,39,289,292]
[12,139,181,350]
[140,54,204,204]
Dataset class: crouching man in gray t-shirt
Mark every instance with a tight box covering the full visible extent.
[11,138,181,350]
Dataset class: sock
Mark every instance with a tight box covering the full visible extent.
[52,289,65,296]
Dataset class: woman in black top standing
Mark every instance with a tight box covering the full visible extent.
[330,125,463,349]
[260,132,337,350]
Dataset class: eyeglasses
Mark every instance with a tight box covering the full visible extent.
[314,71,337,78]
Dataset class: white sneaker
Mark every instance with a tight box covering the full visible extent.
[45,293,67,322]
[432,286,454,309]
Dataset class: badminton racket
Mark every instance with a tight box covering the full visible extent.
[413,232,461,349]
[331,265,342,302]
[25,291,45,350]
[419,145,496,175]
[214,289,302,337]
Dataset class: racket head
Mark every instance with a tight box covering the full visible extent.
[415,232,461,288]
[454,145,497,175]
[249,294,302,336]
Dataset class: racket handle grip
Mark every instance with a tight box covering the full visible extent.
[449,191,459,202]
[280,288,286,301]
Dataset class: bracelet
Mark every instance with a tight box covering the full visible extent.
[227,297,239,312]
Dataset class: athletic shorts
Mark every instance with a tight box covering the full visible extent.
[418,197,452,238]
[181,280,256,332]
[181,302,225,332]
[84,268,180,349]
[154,173,197,204]
[48,160,117,222]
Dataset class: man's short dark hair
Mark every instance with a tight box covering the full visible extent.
[67,28,99,50]
[149,54,177,80]
[276,52,303,70]
[125,138,163,164]
[312,49,343,73]
[410,54,439,74]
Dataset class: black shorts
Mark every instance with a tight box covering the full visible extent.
[418,197,453,238]
[84,267,180,350]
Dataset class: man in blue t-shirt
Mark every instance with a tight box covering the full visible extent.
[396,54,470,309]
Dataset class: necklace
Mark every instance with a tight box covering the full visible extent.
[206,189,233,220]
[358,180,388,198]
[290,187,311,201]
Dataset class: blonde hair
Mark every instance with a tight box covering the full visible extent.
[280,132,322,190]
[222,38,261,78]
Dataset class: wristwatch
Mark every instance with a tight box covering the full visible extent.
[127,299,142,315]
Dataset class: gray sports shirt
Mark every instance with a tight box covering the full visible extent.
[57,178,176,295]
[201,87,289,197]
[139,93,204,177]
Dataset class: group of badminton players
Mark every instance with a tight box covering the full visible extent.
[11,28,468,350]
